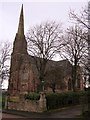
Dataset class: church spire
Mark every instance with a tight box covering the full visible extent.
[13,4,27,54]
[17,4,24,35]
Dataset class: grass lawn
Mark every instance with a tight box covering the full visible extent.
[0,95,2,109]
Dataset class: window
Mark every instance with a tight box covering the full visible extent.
[68,78,72,90]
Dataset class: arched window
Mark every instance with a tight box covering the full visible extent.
[68,78,72,90]
[77,74,80,88]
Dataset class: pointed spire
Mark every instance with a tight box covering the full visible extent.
[17,4,24,35]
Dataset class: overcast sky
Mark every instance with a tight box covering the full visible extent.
[0,0,88,43]
[0,0,88,89]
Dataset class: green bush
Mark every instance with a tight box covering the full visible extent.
[46,92,69,109]
[46,91,88,110]
[24,93,40,100]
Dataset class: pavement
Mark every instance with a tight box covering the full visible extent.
[2,105,83,118]
[2,113,25,118]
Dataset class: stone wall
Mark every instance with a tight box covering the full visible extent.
[6,92,47,113]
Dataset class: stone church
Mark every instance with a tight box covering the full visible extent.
[8,5,83,96]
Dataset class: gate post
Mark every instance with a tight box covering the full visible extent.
[39,92,47,112]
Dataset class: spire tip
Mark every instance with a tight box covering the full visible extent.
[17,4,24,35]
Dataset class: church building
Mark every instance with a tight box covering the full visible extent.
[8,5,83,96]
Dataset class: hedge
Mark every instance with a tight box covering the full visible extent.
[46,91,88,110]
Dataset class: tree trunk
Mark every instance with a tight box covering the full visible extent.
[72,58,77,92]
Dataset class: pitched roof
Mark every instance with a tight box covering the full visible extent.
[29,55,72,81]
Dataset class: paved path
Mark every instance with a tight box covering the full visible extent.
[2,113,25,118]
[2,105,82,118]
[46,105,82,118]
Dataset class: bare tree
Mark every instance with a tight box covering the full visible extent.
[0,42,11,88]
[61,25,87,91]
[69,3,90,84]
[69,3,90,115]
[26,21,63,91]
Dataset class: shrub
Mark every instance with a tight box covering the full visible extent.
[46,91,88,110]
[46,92,69,109]
[24,93,40,100]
